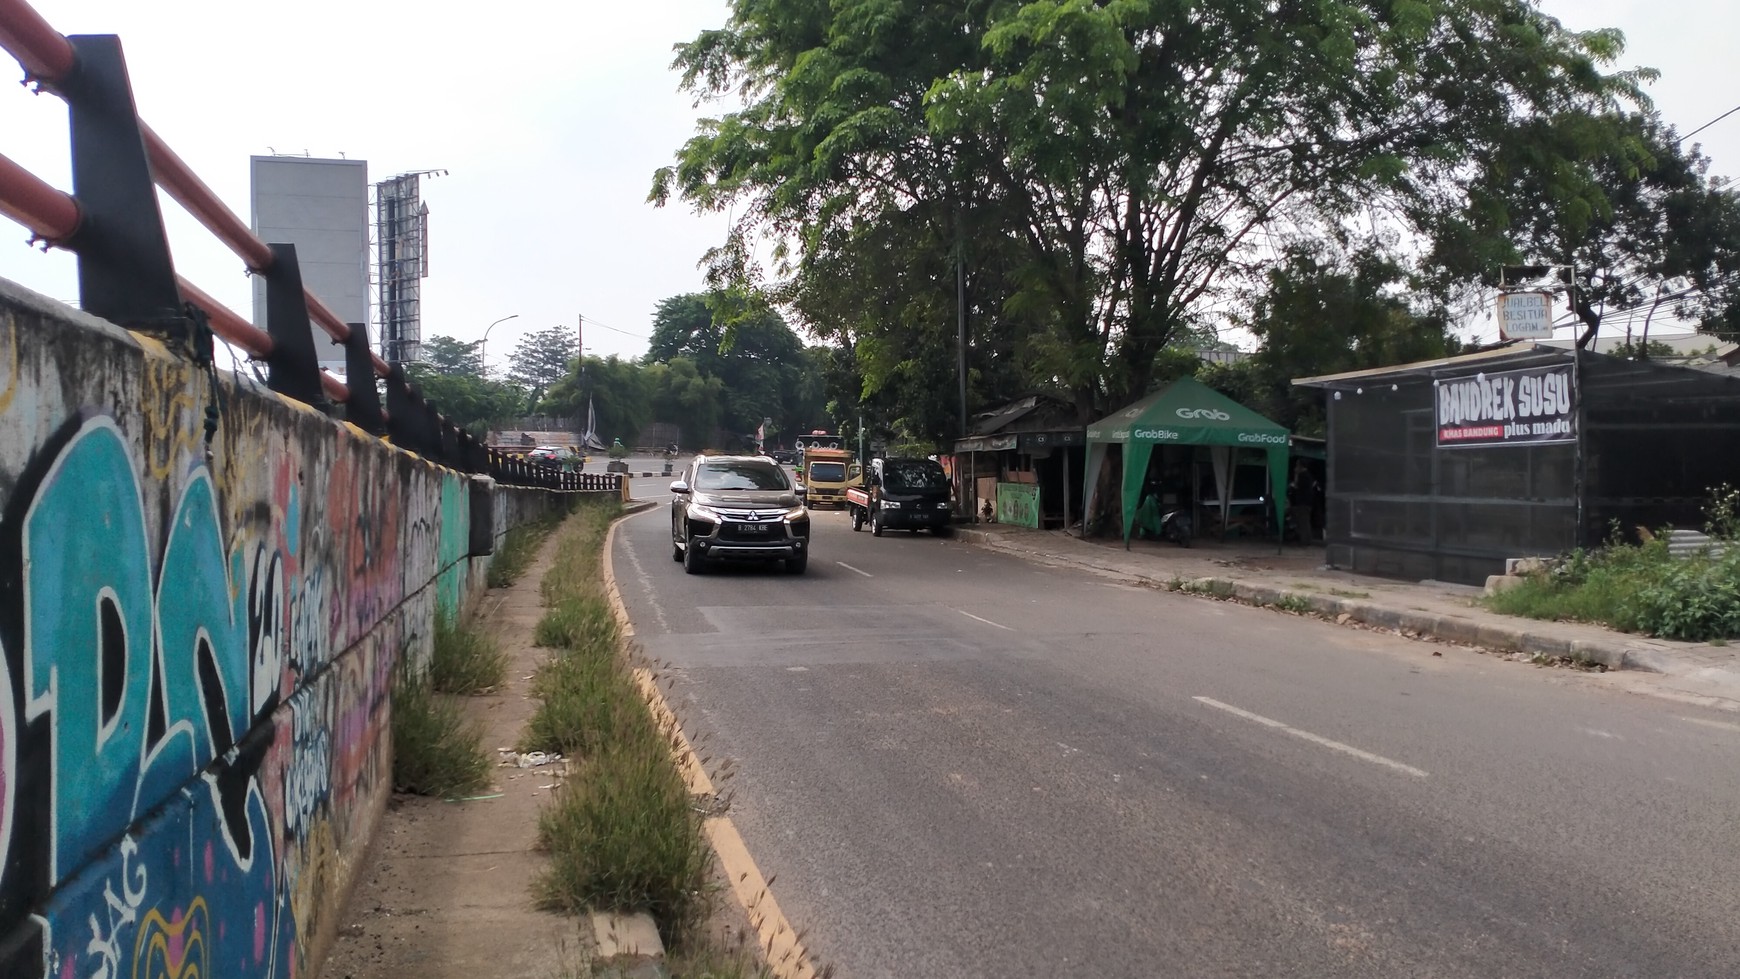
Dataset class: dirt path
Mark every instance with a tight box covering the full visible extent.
[319,537,588,979]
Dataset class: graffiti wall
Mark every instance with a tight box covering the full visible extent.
[0,279,575,979]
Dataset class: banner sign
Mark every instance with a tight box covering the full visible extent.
[1436,365,1575,447]
[1497,290,1555,340]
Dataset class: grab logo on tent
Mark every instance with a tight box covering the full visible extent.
[1132,428,1180,440]
[1237,433,1288,444]
[1123,407,1144,419]
[1176,407,1231,420]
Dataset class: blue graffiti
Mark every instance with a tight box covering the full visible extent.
[6,417,291,978]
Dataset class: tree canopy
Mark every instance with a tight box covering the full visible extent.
[507,325,580,408]
[654,0,1655,425]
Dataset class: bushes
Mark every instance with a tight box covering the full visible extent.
[1487,488,1740,642]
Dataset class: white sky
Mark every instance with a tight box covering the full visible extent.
[0,0,1735,360]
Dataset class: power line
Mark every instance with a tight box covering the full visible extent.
[1680,103,1740,143]
[577,314,646,340]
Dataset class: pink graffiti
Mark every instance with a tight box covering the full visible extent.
[254,901,266,963]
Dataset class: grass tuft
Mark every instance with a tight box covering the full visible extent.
[534,736,710,940]
[391,668,492,798]
[429,612,507,694]
[489,517,561,588]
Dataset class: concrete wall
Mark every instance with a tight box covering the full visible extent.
[0,278,577,979]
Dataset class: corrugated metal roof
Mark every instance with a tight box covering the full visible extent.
[1292,343,1562,388]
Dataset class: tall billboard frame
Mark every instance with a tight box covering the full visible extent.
[375,171,434,364]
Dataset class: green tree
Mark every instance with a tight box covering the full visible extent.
[645,292,813,437]
[507,325,579,407]
[1197,245,1457,436]
[645,356,727,445]
[421,334,484,376]
[655,0,1644,415]
[543,355,653,446]
[1422,109,1740,350]
[406,367,527,438]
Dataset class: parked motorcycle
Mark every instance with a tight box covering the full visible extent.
[1159,508,1193,548]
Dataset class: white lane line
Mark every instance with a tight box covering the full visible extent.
[836,561,874,578]
[1193,696,1429,778]
[955,609,1012,631]
[1681,716,1740,735]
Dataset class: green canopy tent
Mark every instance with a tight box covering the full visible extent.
[1082,377,1292,547]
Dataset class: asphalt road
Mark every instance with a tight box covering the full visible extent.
[611,499,1740,978]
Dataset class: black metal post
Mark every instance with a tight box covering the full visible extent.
[60,35,182,332]
[342,322,385,435]
[261,243,326,406]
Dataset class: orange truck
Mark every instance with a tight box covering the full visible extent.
[799,446,859,509]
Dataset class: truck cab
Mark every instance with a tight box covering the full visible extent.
[846,457,954,536]
[799,446,860,509]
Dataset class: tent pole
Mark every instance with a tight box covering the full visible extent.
[1064,448,1072,536]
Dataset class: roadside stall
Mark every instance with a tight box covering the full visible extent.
[1082,377,1291,548]
[1294,342,1740,584]
[951,395,1086,529]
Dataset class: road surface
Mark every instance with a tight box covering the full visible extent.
[611,500,1740,978]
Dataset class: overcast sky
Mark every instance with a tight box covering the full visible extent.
[1,0,1735,361]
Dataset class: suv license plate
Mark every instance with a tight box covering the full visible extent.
[737,523,769,535]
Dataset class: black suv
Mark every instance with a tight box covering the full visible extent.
[671,455,812,574]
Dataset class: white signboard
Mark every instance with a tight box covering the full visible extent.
[1497,291,1554,340]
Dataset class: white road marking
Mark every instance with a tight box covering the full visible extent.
[836,561,874,578]
[1681,716,1740,735]
[955,609,1012,631]
[1193,696,1429,778]
[618,510,669,634]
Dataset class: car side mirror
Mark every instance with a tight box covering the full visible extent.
[795,484,808,499]
[670,481,690,494]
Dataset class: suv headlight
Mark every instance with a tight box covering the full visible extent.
[782,506,808,521]
[688,503,723,523]
[882,500,903,509]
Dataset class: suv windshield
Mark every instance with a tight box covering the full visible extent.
[884,462,947,491]
[808,462,847,483]
[695,461,791,492]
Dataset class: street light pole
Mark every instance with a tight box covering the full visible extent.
[479,313,519,376]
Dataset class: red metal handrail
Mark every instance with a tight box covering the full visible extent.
[0,0,73,80]
[0,0,394,385]
[0,150,79,241]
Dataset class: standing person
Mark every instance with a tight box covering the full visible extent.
[1290,461,1324,543]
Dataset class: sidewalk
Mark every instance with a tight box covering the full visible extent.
[953,522,1740,706]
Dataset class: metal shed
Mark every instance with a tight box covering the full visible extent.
[1295,343,1740,585]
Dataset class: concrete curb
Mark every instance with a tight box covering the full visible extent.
[955,528,1666,675]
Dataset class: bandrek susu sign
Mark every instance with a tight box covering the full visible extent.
[1436,364,1575,447]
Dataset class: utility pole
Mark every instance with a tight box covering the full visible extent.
[956,240,968,438]
[858,414,864,462]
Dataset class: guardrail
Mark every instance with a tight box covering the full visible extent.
[0,0,580,491]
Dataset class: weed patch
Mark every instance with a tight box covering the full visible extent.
[1272,595,1314,614]
[520,500,721,950]
[535,737,710,943]
[429,612,507,694]
[391,669,491,798]
[489,517,561,588]
[1486,508,1740,642]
